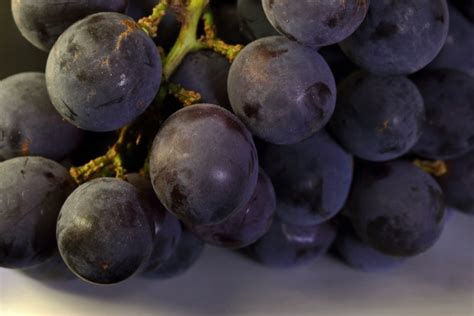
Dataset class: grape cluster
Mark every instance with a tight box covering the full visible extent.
[0,0,472,286]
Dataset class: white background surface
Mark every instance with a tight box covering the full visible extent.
[0,212,473,316]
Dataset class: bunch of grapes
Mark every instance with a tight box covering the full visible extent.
[0,0,472,285]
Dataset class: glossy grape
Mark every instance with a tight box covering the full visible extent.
[57,178,154,284]
[0,157,76,268]
[150,104,259,225]
[261,130,353,226]
[143,227,205,279]
[190,169,276,248]
[171,51,231,110]
[46,12,162,132]
[125,174,182,271]
[228,36,336,145]
[348,161,445,257]
[248,217,337,268]
[262,0,369,47]
[237,0,278,42]
[12,0,128,52]
[330,71,425,161]
[428,5,474,76]
[438,150,474,215]
[0,72,84,162]
[339,0,449,75]
[412,69,474,160]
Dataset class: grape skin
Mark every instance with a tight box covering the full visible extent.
[339,0,450,75]
[428,5,474,77]
[411,69,474,160]
[142,227,205,279]
[149,104,259,226]
[57,178,155,285]
[0,72,84,162]
[171,51,232,110]
[46,12,162,132]
[334,218,404,272]
[261,130,353,226]
[125,174,182,271]
[11,0,128,52]
[438,150,474,215]
[330,71,425,162]
[228,36,336,145]
[348,161,445,257]
[0,157,76,269]
[262,0,369,47]
[247,217,337,268]
[189,169,276,249]
[237,0,278,42]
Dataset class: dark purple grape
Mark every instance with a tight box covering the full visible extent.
[211,0,246,44]
[348,161,445,257]
[57,178,155,284]
[46,12,162,132]
[189,169,276,248]
[438,150,474,215]
[21,251,76,281]
[125,174,182,271]
[318,45,357,83]
[171,51,231,110]
[237,0,278,42]
[261,130,353,226]
[339,0,449,75]
[247,217,337,268]
[412,69,474,160]
[335,218,404,272]
[0,72,84,162]
[330,71,425,161]
[0,157,76,268]
[149,104,259,226]
[0,1,47,79]
[228,36,336,145]
[262,0,369,47]
[143,227,205,279]
[12,0,128,52]
[428,5,474,76]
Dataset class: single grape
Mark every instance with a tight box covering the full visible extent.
[339,0,450,75]
[261,130,353,226]
[57,178,155,285]
[247,217,337,268]
[11,0,128,52]
[334,217,404,272]
[189,169,276,249]
[0,157,76,269]
[143,227,205,279]
[228,36,336,145]
[0,72,84,162]
[237,0,278,42]
[0,1,47,79]
[438,150,474,215]
[411,69,474,160]
[428,5,474,76]
[348,161,445,257]
[262,0,369,47]
[150,104,259,225]
[125,174,182,271]
[46,12,162,132]
[171,51,232,110]
[330,71,425,161]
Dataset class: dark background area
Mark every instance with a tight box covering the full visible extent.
[0,1,48,79]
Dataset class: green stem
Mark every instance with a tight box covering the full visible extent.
[163,0,209,79]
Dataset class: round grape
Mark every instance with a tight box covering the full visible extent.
[46,12,162,132]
